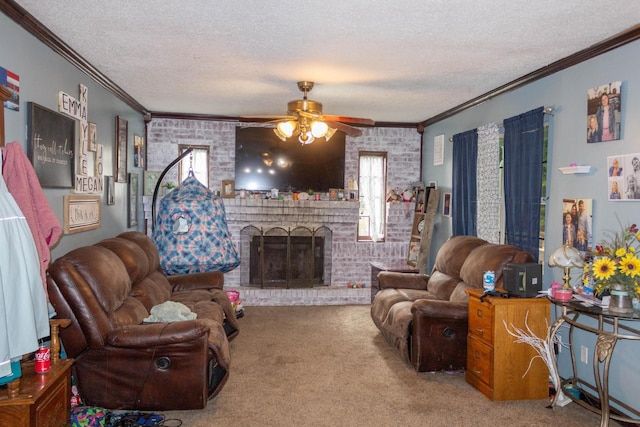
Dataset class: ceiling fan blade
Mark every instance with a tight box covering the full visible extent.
[322,115,375,126]
[240,114,296,122]
[325,119,363,137]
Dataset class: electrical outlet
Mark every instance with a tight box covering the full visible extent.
[581,345,589,364]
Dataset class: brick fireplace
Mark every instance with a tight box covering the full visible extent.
[221,198,371,305]
[223,198,355,285]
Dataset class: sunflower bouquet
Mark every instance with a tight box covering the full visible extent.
[585,222,640,298]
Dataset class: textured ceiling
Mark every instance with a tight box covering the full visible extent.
[11,1,640,123]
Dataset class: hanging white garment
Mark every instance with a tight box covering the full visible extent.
[0,152,49,377]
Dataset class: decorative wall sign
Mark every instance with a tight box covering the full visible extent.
[115,116,128,182]
[88,121,97,151]
[27,102,75,188]
[95,144,103,176]
[128,173,139,227]
[433,134,445,165]
[63,195,100,234]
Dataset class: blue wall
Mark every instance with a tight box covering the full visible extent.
[0,13,145,259]
[422,39,640,414]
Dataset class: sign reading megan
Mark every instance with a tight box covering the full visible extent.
[27,102,75,188]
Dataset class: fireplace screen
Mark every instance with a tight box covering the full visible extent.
[242,226,331,288]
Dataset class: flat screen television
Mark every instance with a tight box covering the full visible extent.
[234,127,345,192]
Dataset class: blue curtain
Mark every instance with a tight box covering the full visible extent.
[503,107,544,261]
[452,129,478,236]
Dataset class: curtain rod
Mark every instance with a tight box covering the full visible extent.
[447,106,554,141]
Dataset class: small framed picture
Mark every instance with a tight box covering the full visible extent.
[115,116,128,183]
[128,173,139,227]
[443,192,452,217]
[413,186,426,213]
[428,180,438,189]
[134,134,144,168]
[329,188,339,201]
[407,241,421,266]
[222,180,235,198]
[105,176,115,205]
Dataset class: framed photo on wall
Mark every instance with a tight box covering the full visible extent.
[586,81,622,143]
[105,175,115,205]
[561,198,593,257]
[115,116,128,183]
[221,180,235,198]
[128,173,139,227]
[442,193,451,217]
[134,134,144,168]
[607,153,640,201]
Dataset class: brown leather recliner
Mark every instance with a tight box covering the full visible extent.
[47,231,238,410]
[371,235,534,372]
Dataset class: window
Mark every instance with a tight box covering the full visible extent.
[178,145,210,187]
[358,152,387,242]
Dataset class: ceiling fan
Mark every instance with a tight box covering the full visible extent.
[249,81,375,144]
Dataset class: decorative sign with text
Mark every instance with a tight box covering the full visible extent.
[26,102,75,188]
[58,84,103,194]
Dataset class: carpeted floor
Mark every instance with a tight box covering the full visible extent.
[163,305,612,426]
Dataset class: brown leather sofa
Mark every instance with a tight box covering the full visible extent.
[371,235,534,372]
[46,231,239,410]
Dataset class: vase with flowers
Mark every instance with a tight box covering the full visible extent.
[585,221,640,313]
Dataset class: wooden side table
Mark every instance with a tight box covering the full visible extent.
[0,319,73,427]
[0,359,73,427]
[370,261,418,302]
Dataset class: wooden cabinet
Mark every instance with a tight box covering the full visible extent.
[0,359,73,427]
[465,288,550,400]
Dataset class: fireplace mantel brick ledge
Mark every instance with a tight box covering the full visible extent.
[222,198,360,225]
[222,198,367,306]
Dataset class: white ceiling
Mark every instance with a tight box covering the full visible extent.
[11,1,640,124]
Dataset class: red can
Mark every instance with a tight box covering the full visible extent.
[34,346,51,373]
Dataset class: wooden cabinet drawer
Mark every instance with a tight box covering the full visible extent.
[35,374,69,427]
[467,334,492,386]
[468,297,493,344]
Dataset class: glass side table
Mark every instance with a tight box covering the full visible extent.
[548,298,640,427]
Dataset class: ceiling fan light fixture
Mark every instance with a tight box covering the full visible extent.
[273,127,287,141]
[277,121,296,138]
[298,132,315,145]
[310,120,329,138]
[324,127,337,142]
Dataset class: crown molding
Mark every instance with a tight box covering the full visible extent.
[420,24,640,127]
[0,0,149,115]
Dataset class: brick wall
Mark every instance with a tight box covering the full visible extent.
[146,119,422,286]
